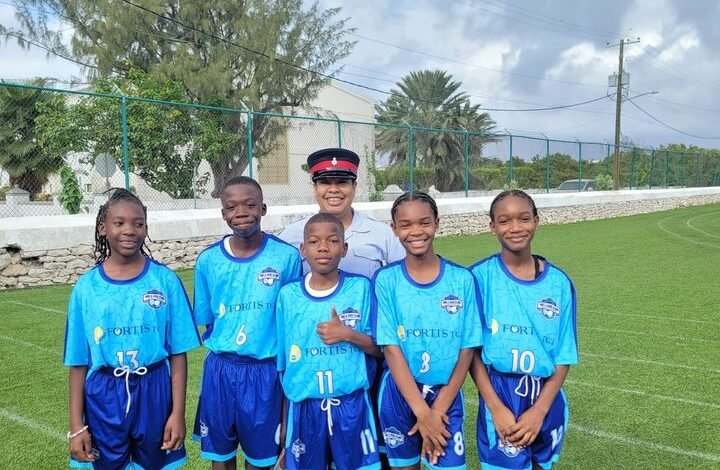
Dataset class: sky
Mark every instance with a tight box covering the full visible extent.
[2,0,720,150]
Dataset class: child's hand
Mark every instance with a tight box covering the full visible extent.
[490,404,517,445]
[409,408,450,453]
[316,307,349,345]
[421,438,444,465]
[69,430,95,462]
[508,406,544,447]
[161,412,185,451]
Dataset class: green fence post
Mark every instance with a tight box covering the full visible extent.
[577,141,583,191]
[606,144,611,175]
[680,153,686,187]
[696,154,701,187]
[121,96,130,190]
[649,150,655,189]
[464,131,469,197]
[508,134,513,184]
[247,111,254,179]
[408,125,414,191]
[337,118,342,148]
[545,139,550,193]
[664,150,669,188]
[630,148,637,189]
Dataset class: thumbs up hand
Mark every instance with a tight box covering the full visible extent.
[317,307,349,345]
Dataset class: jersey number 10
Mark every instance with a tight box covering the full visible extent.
[510,348,535,374]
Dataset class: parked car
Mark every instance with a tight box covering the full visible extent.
[555,179,595,192]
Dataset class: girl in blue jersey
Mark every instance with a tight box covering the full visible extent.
[374,191,482,470]
[63,189,200,470]
[470,190,578,470]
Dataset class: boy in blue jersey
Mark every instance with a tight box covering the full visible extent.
[64,189,200,470]
[276,212,382,470]
[374,192,482,470]
[469,190,578,470]
[192,177,302,470]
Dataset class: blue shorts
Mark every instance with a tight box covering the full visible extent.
[378,371,466,470]
[476,369,569,470]
[285,388,380,470]
[193,352,282,466]
[71,361,187,470]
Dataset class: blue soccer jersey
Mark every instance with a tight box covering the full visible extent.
[470,254,579,378]
[193,233,302,358]
[276,272,373,402]
[63,258,200,373]
[373,258,483,386]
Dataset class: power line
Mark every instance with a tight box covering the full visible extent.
[349,32,606,89]
[627,99,720,140]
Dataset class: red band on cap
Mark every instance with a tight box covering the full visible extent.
[310,160,358,174]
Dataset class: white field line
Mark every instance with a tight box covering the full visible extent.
[0,333,60,356]
[0,407,65,442]
[564,380,720,410]
[464,396,720,463]
[582,326,720,345]
[686,212,720,239]
[583,309,715,326]
[582,352,720,374]
[0,300,65,314]
[657,214,720,249]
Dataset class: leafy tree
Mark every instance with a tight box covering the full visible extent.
[4,0,353,195]
[37,69,200,198]
[0,81,66,194]
[375,70,496,192]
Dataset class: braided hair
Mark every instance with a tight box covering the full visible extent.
[489,190,538,222]
[94,188,152,265]
[390,191,439,222]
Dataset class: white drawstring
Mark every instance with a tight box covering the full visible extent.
[320,398,341,436]
[113,365,148,416]
[421,384,436,399]
[514,375,541,405]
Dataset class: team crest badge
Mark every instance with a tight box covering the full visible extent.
[331,157,338,166]
[291,439,306,461]
[383,427,405,448]
[258,267,280,286]
[143,290,166,308]
[199,421,208,438]
[536,298,560,319]
[498,440,521,458]
[339,307,361,329]
[440,295,463,314]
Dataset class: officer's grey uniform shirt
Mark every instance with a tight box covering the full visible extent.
[278,210,406,279]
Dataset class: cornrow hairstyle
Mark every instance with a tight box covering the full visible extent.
[489,190,538,222]
[390,191,439,222]
[94,188,152,265]
[304,212,345,239]
[221,176,263,199]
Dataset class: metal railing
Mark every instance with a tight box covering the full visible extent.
[1,81,718,218]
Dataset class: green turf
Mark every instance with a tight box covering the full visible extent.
[1,204,719,469]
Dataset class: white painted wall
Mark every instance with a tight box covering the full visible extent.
[2,187,719,253]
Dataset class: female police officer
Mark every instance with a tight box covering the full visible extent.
[279,147,404,278]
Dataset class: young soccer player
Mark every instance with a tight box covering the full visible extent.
[469,190,578,470]
[63,188,200,470]
[193,176,302,470]
[374,191,482,470]
[275,212,382,470]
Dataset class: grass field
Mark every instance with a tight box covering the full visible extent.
[1,203,719,469]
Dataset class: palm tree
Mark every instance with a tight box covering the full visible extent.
[375,70,496,191]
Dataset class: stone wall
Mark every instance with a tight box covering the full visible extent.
[1,190,719,289]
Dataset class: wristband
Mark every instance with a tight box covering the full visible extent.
[67,425,88,441]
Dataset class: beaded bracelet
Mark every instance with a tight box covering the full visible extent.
[67,425,88,441]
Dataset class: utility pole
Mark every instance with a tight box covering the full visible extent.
[609,37,639,190]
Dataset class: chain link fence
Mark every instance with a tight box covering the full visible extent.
[1,81,719,218]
